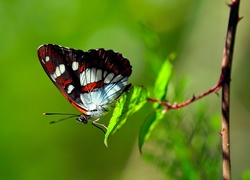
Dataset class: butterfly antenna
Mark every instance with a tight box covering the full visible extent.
[43,112,79,124]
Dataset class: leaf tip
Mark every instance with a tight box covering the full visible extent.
[104,138,108,147]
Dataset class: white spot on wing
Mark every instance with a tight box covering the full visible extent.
[59,64,65,74]
[104,73,114,83]
[80,69,88,86]
[90,68,97,82]
[55,66,61,77]
[96,69,103,82]
[85,69,91,84]
[111,75,123,83]
[103,71,107,77]
[45,56,50,62]
[50,74,56,82]
[72,61,79,71]
[67,84,75,94]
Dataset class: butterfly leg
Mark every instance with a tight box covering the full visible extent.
[92,119,107,133]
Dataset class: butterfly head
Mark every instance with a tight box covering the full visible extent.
[77,114,89,124]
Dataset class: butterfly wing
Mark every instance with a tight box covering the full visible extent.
[37,44,132,116]
[77,48,132,107]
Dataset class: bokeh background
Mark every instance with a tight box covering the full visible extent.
[1,0,249,179]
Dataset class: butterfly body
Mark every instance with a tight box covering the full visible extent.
[38,44,132,126]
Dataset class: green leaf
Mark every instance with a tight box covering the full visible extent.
[104,86,148,147]
[153,56,173,109]
[138,111,164,153]
[139,55,174,151]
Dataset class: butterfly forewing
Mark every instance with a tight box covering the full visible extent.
[38,44,132,121]
[38,45,85,111]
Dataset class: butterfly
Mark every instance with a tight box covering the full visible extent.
[37,44,132,130]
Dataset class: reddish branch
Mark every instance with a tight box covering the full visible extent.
[148,80,222,111]
[148,0,240,179]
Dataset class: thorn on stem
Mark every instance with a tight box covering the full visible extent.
[191,94,196,101]
[238,16,243,22]
[215,91,220,96]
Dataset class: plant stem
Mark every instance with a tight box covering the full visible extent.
[221,1,240,179]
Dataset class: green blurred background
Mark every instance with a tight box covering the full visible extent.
[0,0,249,179]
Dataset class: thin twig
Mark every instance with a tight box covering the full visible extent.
[148,79,222,111]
